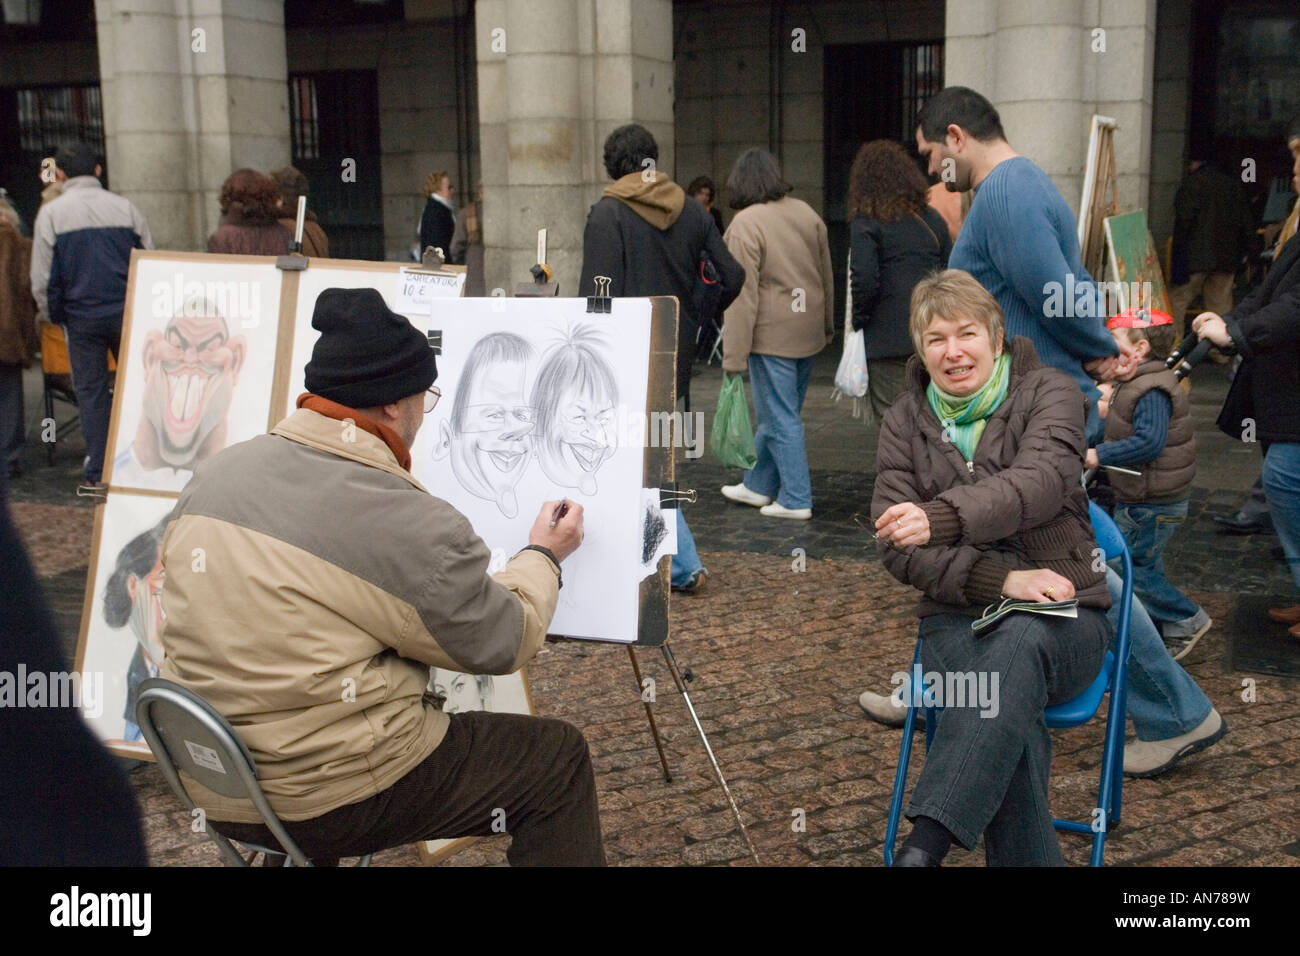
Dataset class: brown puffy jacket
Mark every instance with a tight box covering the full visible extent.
[1103,361,1195,504]
[0,220,36,367]
[872,336,1110,617]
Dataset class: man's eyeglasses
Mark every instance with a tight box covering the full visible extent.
[424,386,442,414]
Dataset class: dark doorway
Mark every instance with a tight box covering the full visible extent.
[0,83,104,232]
[823,42,942,327]
[288,70,384,260]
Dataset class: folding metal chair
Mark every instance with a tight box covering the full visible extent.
[883,502,1134,866]
[134,677,371,867]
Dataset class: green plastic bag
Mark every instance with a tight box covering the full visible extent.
[710,372,757,470]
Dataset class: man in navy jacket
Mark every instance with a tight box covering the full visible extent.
[30,142,153,490]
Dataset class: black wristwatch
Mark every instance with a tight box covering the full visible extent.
[518,545,562,589]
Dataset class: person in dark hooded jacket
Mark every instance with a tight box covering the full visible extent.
[578,124,744,592]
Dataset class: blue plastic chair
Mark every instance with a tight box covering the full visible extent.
[883,502,1134,867]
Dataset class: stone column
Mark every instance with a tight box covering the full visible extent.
[94,0,290,252]
[476,0,673,295]
[944,0,1156,217]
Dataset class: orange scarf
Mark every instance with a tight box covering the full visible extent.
[296,393,412,471]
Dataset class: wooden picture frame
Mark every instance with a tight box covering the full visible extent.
[73,489,180,760]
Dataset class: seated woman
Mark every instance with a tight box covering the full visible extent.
[872,269,1111,867]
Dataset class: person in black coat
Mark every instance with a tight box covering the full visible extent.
[848,139,952,418]
[579,128,744,405]
[0,480,148,865]
[686,175,726,235]
[419,170,456,259]
[1196,216,1300,632]
[578,124,744,594]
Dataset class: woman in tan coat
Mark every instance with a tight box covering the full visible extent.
[719,149,833,519]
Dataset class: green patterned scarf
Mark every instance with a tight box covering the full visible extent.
[926,351,1011,462]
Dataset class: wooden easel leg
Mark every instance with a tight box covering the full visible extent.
[628,645,673,782]
[660,642,761,865]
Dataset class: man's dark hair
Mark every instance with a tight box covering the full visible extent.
[685,175,715,200]
[726,148,792,210]
[55,141,100,179]
[1287,115,1300,146]
[1126,323,1176,361]
[915,87,1006,144]
[603,124,658,180]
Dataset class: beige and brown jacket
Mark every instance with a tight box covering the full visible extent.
[159,403,560,823]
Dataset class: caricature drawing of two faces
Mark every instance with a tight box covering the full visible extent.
[433,326,619,517]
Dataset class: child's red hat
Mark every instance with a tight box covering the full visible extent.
[1107,306,1175,330]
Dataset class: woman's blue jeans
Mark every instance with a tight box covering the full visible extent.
[1105,565,1212,741]
[1263,442,1300,589]
[742,353,815,510]
[670,509,702,587]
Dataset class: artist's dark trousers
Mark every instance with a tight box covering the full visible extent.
[63,313,122,482]
[905,608,1109,866]
[218,712,606,866]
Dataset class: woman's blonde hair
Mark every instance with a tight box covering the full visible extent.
[424,170,449,197]
[909,269,1005,354]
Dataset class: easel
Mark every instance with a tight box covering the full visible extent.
[533,256,760,864]
[1078,115,1119,282]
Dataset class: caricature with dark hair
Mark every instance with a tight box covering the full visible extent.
[433,331,535,517]
[532,325,619,495]
[102,518,168,742]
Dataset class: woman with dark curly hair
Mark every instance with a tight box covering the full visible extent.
[207,168,292,256]
[848,140,952,418]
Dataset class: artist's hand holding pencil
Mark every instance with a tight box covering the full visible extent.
[529,499,585,562]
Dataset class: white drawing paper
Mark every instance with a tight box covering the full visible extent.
[412,298,653,643]
[283,265,460,420]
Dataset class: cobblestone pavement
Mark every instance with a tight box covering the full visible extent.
[8,350,1299,867]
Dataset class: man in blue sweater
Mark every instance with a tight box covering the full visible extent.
[915,87,1134,442]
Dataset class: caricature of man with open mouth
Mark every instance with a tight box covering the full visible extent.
[118,297,247,484]
[433,332,535,517]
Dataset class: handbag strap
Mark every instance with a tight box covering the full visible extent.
[914,211,941,250]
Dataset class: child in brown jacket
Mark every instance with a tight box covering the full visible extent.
[1087,307,1209,659]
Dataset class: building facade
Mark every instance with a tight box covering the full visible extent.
[2,0,1296,309]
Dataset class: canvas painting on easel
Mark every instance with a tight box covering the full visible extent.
[410,297,655,644]
[104,252,283,493]
[75,491,179,758]
[1104,209,1173,314]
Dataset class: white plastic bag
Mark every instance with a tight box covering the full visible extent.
[831,249,869,417]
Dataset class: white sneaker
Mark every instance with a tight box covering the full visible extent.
[1123,709,1227,777]
[721,483,771,507]
[760,502,812,520]
[1162,609,1212,661]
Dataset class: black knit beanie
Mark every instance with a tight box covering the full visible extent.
[304,288,437,408]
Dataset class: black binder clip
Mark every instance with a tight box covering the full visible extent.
[587,275,612,314]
